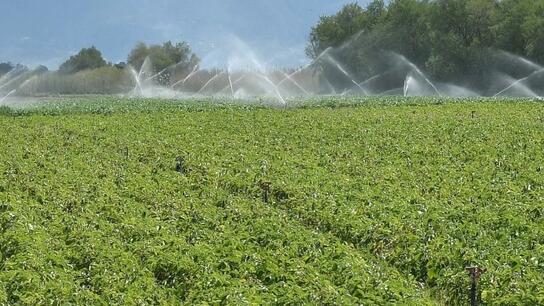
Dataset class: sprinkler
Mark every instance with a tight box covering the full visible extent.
[466,266,486,306]
[258,181,271,203]
[175,156,186,175]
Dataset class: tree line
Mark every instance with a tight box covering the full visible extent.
[0,41,199,78]
[306,0,544,85]
[58,41,199,78]
[0,41,200,95]
[3,0,543,94]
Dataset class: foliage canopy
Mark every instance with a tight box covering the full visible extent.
[127,41,200,84]
[58,46,108,74]
[307,0,544,82]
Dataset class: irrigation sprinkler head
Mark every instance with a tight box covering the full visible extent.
[258,180,271,192]
[258,180,272,203]
[466,266,486,306]
[175,156,186,175]
[466,266,486,280]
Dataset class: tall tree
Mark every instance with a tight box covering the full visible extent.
[306,2,387,89]
[306,0,544,85]
[127,41,200,83]
[384,0,430,67]
[306,2,376,59]
[59,46,107,74]
[493,0,535,57]
[425,0,496,80]
[521,1,544,63]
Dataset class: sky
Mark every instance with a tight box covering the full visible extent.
[0,0,370,70]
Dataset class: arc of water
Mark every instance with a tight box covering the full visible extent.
[170,65,200,88]
[439,83,480,97]
[217,75,247,95]
[276,66,308,88]
[497,50,543,72]
[279,30,384,93]
[342,71,390,96]
[145,67,169,82]
[197,71,226,94]
[275,47,333,88]
[276,71,310,96]
[136,57,153,84]
[405,67,441,97]
[128,67,143,95]
[17,75,38,93]
[227,69,234,97]
[144,60,193,83]
[0,72,30,91]
[323,77,337,95]
[254,72,286,104]
[0,69,15,86]
[391,53,442,97]
[350,79,368,95]
[0,89,16,103]
[337,30,365,51]
[378,87,403,96]
[493,68,544,97]
[218,70,274,100]
[322,54,369,95]
[403,75,411,97]
[0,67,27,87]
[411,67,440,96]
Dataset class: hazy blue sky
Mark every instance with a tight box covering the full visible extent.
[0,0,369,69]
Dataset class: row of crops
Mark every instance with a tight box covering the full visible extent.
[0,97,543,304]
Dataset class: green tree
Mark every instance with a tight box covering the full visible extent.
[59,46,107,74]
[425,0,496,80]
[493,0,534,57]
[127,42,150,71]
[307,0,544,87]
[521,1,544,63]
[306,2,378,59]
[306,1,386,89]
[127,41,199,85]
[383,0,430,66]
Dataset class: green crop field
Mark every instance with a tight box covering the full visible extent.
[0,97,543,305]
